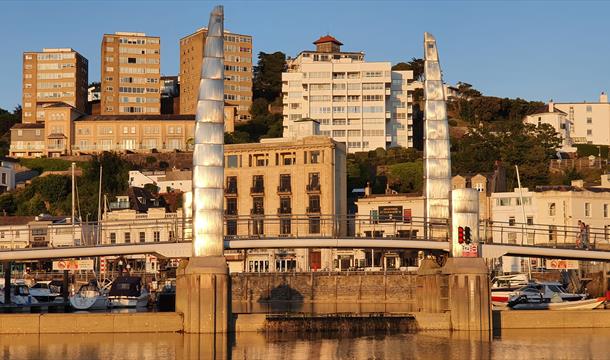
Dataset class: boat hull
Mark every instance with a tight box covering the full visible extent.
[109,295,148,308]
[510,297,606,310]
[70,295,108,310]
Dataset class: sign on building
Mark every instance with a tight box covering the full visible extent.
[378,206,403,222]
[545,259,579,270]
[52,259,94,271]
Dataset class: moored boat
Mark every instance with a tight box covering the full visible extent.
[508,295,606,310]
[108,276,148,308]
[70,281,108,310]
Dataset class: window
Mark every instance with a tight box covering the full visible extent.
[587,129,593,136]
[226,176,238,194]
[110,233,116,244]
[279,174,291,192]
[153,231,160,242]
[527,216,534,225]
[226,198,238,215]
[252,197,264,215]
[309,217,321,234]
[587,117,592,124]
[279,197,291,215]
[124,232,131,243]
[139,232,145,243]
[496,198,511,207]
[549,203,556,216]
[310,151,320,164]
[308,195,321,213]
[605,204,608,218]
[280,218,291,235]
[227,219,237,236]
[252,175,264,193]
[586,105,592,112]
[508,217,516,226]
[585,202,591,217]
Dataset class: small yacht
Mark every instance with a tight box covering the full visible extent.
[29,281,62,302]
[108,276,149,308]
[507,281,586,304]
[0,284,39,305]
[70,280,109,310]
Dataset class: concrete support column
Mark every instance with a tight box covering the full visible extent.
[416,259,446,313]
[176,257,231,333]
[3,261,11,305]
[443,258,491,331]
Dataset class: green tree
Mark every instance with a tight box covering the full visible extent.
[387,162,423,193]
[253,51,286,102]
[392,58,424,81]
[0,193,16,215]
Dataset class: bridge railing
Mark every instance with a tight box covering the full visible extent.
[480,220,610,251]
[0,214,451,251]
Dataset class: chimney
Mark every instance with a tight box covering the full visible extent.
[600,92,608,103]
[548,99,554,113]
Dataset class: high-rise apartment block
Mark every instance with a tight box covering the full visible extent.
[179,28,253,120]
[282,36,418,153]
[22,48,88,123]
[100,32,161,115]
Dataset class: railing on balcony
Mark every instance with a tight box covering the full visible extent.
[225,186,238,195]
[10,143,45,151]
[250,208,265,215]
[277,185,291,194]
[306,206,321,214]
[277,207,292,214]
[306,184,321,192]
[250,186,264,195]
[225,208,238,216]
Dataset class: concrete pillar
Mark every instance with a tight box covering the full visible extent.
[176,257,231,333]
[3,261,11,305]
[443,258,491,331]
[416,259,446,313]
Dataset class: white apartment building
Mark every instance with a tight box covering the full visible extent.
[128,170,192,193]
[490,177,610,246]
[551,92,610,146]
[282,35,419,153]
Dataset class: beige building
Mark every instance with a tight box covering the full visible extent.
[101,32,161,115]
[282,35,419,152]
[223,136,347,272]
[22,48,88,123]
[180,28,252,120]
[9,102,235,157]
[552,92,610,145]
[490,177,610,246]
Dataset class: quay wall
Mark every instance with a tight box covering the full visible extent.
[494,310,610,329]
[0,313,183,334]
[230,272,418,303]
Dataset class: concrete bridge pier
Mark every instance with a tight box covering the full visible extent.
[176,257,231,333]
[443,258,491,331]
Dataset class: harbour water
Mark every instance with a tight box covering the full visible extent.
[2,328,610,360]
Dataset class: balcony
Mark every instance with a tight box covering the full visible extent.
[250,186,264,195]
[224,208,238,216]
[277,185,292,194]
[306,206,321,214]
[225,186,238,196]
[277,207,292,214]
[306,184,321,193]
[250,208,264,215]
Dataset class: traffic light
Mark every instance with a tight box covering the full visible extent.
[457,226,464,244]
[464,226,472,244]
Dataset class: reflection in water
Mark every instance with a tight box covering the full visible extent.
[232,301,415,314]
[2,329,610,359]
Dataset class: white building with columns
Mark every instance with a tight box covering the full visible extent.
[282,35,420,153]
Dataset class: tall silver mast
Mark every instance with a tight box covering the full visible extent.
[423,33,451,236]
[192,5,225,257]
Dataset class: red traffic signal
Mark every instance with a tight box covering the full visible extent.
[457,226,464,244]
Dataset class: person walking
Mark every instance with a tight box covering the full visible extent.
[576,221,585,249]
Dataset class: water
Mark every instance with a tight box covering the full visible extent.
[2,329,610,359]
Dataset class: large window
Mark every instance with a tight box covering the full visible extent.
[585,202,592,217]
[548,203,556,216]
[226,198,238,215]
[308,195,321,213]
[309,217,321,234]
[226,176,237,194]
[279,174,291,192]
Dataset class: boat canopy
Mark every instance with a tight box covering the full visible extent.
[109,276,142,297]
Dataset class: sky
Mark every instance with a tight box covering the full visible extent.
[0,0,609,110]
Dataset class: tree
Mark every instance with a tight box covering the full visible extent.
[253,52,286,102]
[392,58,424,81]
[387,162,423,193]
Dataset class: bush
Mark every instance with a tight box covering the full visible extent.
[20,158,73,173]
[575,144,609,158]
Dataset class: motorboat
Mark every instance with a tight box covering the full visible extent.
[491,274,529,303]
[29,280,62,302]
[0,284,39,305]
[108,276,149,308]
[70,281,108,310]
[508,294,605,310]
[507,282,586,303]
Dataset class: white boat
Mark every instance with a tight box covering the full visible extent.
[108,276,149,308]
[491,274,529,303]
[70,282,108,310]
[0,284,39,305]
[29,280,62,302]
[509,296,606,310]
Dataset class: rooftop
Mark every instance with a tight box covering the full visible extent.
[313,35,343,45]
